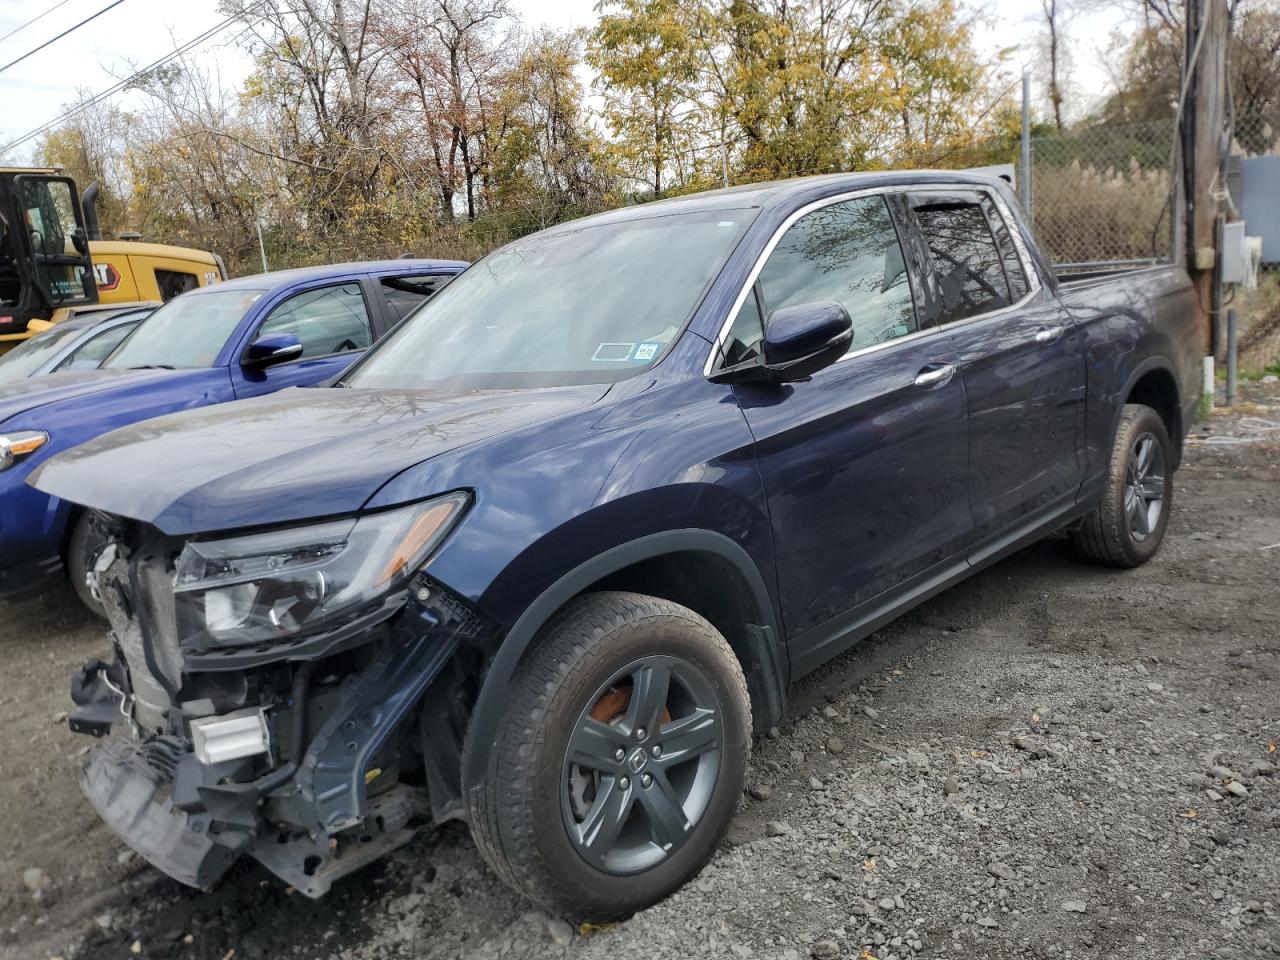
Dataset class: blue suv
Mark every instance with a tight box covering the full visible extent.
[1,259,465,610]
[33,172,1198,920]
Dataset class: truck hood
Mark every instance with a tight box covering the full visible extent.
[0,368,177,425]
[30,384,609,535]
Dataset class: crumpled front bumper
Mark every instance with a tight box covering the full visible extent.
[81,739,240,890]
[69,584,481,897]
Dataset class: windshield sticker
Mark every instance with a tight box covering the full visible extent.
[634,342,660,362]
[592,342,635,362]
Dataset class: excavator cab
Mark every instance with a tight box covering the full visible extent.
[0,168,98,335]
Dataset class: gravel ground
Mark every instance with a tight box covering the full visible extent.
[2,386,1278,960]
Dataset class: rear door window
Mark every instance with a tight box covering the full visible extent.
[980,195,1030,302]
[911,198,1012,323]
[380,274,448,322]
[253,282,373,360]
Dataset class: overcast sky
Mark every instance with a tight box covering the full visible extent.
[0,0,1131,160]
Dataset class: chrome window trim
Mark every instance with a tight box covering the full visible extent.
[703,182,1042,378]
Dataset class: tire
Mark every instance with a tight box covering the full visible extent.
[465,591,751,922]
[66,512,107,620]
[1070,403,1173,568]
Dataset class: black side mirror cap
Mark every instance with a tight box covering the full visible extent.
[712,300,852,385]
[242,332,304,370]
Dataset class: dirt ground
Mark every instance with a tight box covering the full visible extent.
[2,386,1278,960]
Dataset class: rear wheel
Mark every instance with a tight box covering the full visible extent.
[466,591,750,921]
[1070,403,1173,567]
[66,512,107,619]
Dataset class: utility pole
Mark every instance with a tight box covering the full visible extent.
[1181,0,1229,356]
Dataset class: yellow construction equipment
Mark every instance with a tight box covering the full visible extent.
[0,167,227,355]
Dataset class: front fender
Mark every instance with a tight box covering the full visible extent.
[459,527,779,792]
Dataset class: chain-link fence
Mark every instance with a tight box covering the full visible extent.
[1022,120,1177,272]
[982,110,1280,371]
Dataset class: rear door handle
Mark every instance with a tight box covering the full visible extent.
[1033,325,1065,344]
[914,364,956,388]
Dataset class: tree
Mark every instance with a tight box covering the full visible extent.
[1093,0,1280,154]
[488,30,614,223]
[1038,0,1068,129]
[881,0,998,165]
[588,0,704,196]
[33,97,134,238]
[377,0,514,220]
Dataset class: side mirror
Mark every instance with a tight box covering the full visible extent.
[715,300,852,384]
[70,227,89,257]
[242,332,303,370]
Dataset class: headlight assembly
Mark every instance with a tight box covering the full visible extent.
[0,431,48,471]
[173,492,468,650]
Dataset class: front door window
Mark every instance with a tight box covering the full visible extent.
[253,283,374,360]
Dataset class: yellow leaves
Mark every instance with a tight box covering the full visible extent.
[863,857,877,872]
[1184,808,1197,818]
[578,921,617,937]
[1269,741,1276,754]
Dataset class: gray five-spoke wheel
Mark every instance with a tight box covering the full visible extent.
[1124,431,1166,542]
[561,655,722,875]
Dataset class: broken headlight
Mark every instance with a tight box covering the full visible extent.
[173,492,468,649]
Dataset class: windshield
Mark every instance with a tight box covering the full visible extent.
[0,324,85,383]
[344,208,753,390]
[106,289,264,370]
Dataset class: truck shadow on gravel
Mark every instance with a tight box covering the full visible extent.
[70,535,1099,960]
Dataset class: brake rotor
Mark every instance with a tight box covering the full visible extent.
[568,682,672,818]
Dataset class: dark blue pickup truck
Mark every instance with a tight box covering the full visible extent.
[0,259,465,610]
[32,172,1199,920]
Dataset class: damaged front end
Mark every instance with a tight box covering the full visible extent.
[69,495,492,897]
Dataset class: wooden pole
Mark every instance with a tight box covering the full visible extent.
[1182,0,1228,356]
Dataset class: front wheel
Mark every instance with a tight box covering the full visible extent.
[66,512,108,619]
[465,591,751,921]
[1070,403,1173,567]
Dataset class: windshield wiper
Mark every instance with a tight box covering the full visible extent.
[127,364,175,370]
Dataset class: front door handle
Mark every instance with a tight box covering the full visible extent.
[914,363,956,388]
[1033,324,1065,344]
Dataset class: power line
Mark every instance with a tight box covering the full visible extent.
[0,0,131,76]
[1,14,245,155]
[0,0,75,45]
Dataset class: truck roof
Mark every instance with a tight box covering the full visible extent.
[557,170,1016,231]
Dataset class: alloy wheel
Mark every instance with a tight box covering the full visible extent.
[560,655,723,875]
[1124,431,1166,542]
